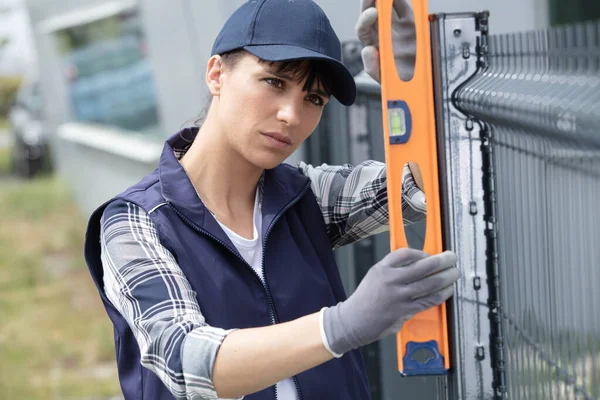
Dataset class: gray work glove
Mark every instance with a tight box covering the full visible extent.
[355,0,416,82]
[322,248,459,356]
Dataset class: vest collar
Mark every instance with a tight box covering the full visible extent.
[159,128,310,247]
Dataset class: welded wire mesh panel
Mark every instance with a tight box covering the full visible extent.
[455,21,600,400]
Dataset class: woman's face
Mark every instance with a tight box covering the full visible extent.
[212,53,330,170]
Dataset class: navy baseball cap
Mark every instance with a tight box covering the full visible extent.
[211,0,357,106]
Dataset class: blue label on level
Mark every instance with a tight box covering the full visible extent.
[387,100,412,145]
[401,340,447,376]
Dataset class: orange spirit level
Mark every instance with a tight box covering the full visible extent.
[376,0,449,375]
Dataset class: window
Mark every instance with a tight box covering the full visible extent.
[54,6,161,135]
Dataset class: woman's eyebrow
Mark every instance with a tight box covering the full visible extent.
[311,88,330,98]
[263,64,330,97]
[263,67,294,82]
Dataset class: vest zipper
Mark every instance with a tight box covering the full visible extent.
[261,182,310,400]
[167,181,310,400]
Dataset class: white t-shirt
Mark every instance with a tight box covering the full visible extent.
[215,190,299,400]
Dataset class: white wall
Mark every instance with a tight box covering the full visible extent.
[138,1,245,134]
[428,0,548,34]
[315,0,548,42]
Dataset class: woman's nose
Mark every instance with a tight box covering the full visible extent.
[276,97,303,127]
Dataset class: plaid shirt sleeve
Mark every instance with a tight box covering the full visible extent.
[298,160,426,248]
[100,200,241,400]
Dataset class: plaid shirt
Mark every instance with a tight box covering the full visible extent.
[100,160,425,400]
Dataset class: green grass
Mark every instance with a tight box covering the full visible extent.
[0,175,121,399]
[0,144,10,175]
[0,116,7,131]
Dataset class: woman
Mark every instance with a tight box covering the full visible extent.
[84,0,460,399]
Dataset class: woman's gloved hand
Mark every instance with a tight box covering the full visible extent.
[322,248,459,356]
[355,0,416,82]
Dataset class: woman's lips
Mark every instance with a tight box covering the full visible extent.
[261,132,292,149]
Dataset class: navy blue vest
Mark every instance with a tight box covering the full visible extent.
[84,129,370,399]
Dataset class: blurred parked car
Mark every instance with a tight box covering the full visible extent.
[7,76,53,178]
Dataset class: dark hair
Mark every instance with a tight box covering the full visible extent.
[187,49,335,128]
[223,50,334,96]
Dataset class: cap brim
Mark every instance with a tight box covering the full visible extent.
[244,44,357,106]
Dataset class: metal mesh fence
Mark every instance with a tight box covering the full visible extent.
[311,17,599,399]
[455,21,600,400]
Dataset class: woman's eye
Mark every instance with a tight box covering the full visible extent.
[265,78,284,88]
[307,94,325,107]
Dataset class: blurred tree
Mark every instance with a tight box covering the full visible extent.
[550,0,600,25]
[0,6,12,63]
[0,38,9,65]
